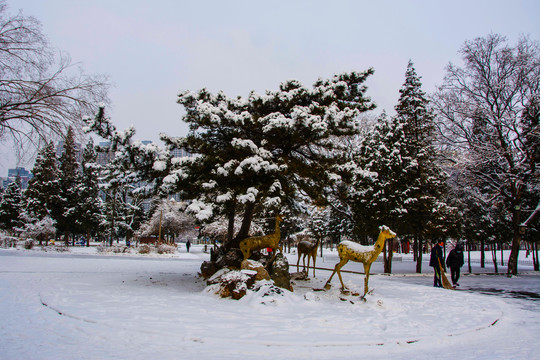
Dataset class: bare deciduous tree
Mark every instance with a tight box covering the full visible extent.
[433,34,540,275]
[0,1,109,157]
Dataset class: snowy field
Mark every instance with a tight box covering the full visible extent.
[0,244,538,360]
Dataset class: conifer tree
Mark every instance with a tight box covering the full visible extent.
[96,143,148,246]
[349,112,412,272]
[76,139,103,245]
[0,177,23,233]
[58,127,81,245]
[24,142,61,221]
[394,60,453,273]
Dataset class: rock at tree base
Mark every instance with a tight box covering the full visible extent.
[241,259,271,281]
[269,253,292,291]
[200,260,218,279]
[207,269,258,300]
[216,248,243,269]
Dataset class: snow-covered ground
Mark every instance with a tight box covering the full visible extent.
[0,244,538,360]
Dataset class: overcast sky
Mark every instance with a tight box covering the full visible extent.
[2,0,539,175]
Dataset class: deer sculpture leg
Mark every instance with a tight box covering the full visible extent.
[296,253,305,272]
[363,263,372,296]
[324,258,349,291]
[297,252,315,276]
[310,251,316,277]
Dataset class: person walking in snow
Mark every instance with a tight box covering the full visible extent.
[186,240,191,252]
[429,240,445,287]
[446,243,464,287]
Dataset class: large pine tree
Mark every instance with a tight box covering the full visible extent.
[169,71,376,250]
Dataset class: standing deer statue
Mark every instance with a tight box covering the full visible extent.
[324,226,396,296]
[239,215,283,261]
[296,235,320,277]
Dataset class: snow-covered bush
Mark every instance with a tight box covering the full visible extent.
[111,245,128,254]
[53,244,68,252]
[138,244,151,254]
[17,215,56,243]
[23,239,34,249]
[96,244,108,253]
[97,244,131,254]
[157,244,176,254]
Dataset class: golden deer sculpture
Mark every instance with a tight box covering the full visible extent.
[239,215,283,261]
[296,235,320,277]
[324,226,396,296]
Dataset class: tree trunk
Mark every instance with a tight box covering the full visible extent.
[507,208,522,276]
[467,239,472,273]
[491,242,498,273]
[413,238,418,262]
[230,202,255,250]
[533,241,539,271]
[480,237,485,268]
[384,238,393,274]
[500,241,504,266]
[226,204,236,246]
[415,237,423,273]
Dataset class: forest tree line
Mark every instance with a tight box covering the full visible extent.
[0,0,538,276]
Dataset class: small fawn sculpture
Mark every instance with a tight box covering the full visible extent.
[296,235,320,277]
[324,226,396,296]
[239,215,283,261]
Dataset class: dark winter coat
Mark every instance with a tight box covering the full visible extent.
[429,244,443,268]
[446,249,464,269]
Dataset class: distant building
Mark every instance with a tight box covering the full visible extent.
[2,167,33,190]
[171,147,191,158]
[96,141,114,166]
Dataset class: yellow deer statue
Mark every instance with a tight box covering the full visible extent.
[324,226,396,296]
[296,235,320,277]
[239,215,283,261]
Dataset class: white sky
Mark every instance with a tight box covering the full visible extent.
[2,0,539,175]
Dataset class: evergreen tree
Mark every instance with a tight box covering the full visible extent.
[24,142,61,221]
[0,177,23,233]
[394,60,453,273]
[76,139,103,246]
[86,70,376,253]
[173,72,375,250]
[349,112,411,272]
[58,127,81,245]
[98,146,147,245]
